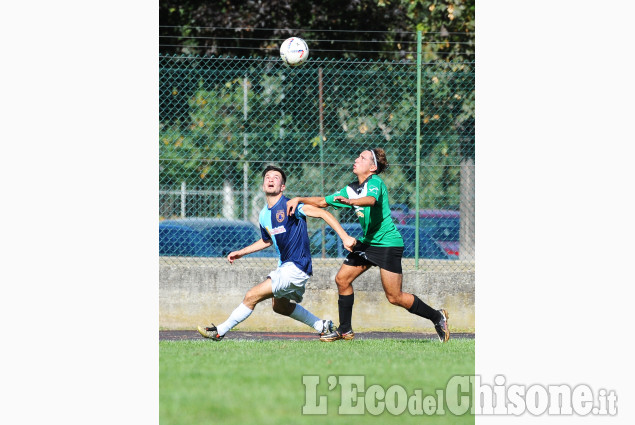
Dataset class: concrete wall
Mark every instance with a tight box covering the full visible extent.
[160,259,474,333]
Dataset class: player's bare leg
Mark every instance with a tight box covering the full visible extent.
[242,279,274,309]
[379,268,413,308]
[320,264,371,342]
[380,268,450,342]
[334,263,370,295]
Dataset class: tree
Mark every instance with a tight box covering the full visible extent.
[159,0,475,62]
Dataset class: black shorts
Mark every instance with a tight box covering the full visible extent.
[343,241,404,274]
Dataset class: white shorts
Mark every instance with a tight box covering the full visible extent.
[268,262,310,303]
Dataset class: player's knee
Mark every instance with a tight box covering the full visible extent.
[335,275,352,291]
[242,290,259,309]
[385,294,399,305]
[386,292,404,307]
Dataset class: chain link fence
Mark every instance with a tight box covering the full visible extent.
[159,47,474,271]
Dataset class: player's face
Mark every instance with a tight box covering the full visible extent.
[353,150,376,175]
[262,171,285,195]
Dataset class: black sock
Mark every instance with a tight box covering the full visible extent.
[408,295,442,323]
[338,293,355,332]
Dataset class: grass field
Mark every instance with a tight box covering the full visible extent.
[160,338,475,425]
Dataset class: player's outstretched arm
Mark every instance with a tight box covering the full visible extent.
[227,239,273,264]
[333,195,376,207]
[301,204,357,252]
[287,196,328,215]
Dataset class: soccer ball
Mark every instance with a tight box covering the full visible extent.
[280,37,309,67]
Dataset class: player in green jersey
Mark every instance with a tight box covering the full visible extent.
[287,148,450,342]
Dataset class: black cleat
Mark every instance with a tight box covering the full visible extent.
[434,309,450,342]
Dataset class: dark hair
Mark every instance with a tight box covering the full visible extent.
[262,165,287,185]
[369,148,388,174]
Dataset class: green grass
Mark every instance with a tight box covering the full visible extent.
[160,338,475,425]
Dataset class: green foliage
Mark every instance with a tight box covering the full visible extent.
[159,0,475,62]
[160,79,245,187]
[159,55,474,218]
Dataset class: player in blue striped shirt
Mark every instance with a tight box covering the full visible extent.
[198,165,356,340]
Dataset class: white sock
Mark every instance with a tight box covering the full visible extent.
[289,304,323,331]
[217,303,253,336]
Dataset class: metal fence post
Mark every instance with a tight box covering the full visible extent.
[180,181,186,218]
[414,30,422,269]
[319,67,326,258]
[243,76,249,221]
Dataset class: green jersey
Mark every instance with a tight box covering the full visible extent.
[325,174,404,247]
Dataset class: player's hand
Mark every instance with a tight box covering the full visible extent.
[334,196,352,206]
[287,197,300,215]
[342,236,357,252]
[227,251,243,264]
